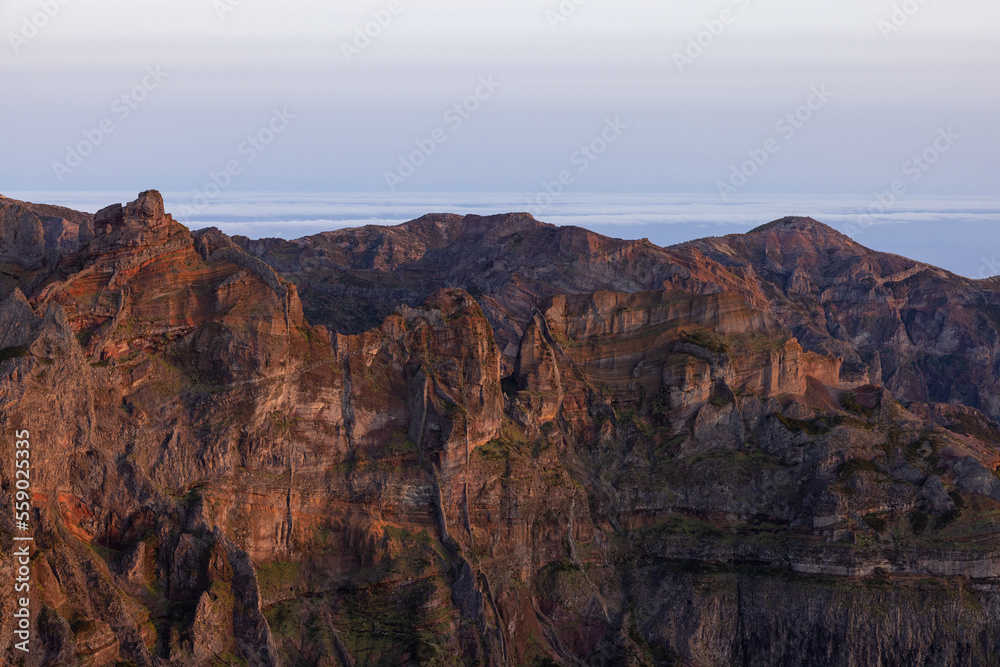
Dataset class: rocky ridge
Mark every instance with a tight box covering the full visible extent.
[1,193,1000,665]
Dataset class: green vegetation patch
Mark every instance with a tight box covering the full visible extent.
[386,430,419,457]
[841,391,877,418]
[949,490,968,510]
[257,561,301,596]
[836,458,886,481]
[775,413,832,437]
[680,329,729,355]
[909,511,929,535]
[645,514,723,539]
[862,514,888,533]
[475,438,512,462]
[0,345,29,362]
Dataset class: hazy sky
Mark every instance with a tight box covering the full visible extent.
[1,0,997,196]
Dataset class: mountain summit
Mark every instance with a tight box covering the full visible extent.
[749,214,843,233]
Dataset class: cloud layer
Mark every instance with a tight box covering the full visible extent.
[1,0,997,195]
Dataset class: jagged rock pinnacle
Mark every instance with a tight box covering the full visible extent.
[94,190,172,235]
[126,189,166,221]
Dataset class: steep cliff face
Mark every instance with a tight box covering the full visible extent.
[0,194,510,665]
[230,213,705,371]
[521,289,840,400]
[236,214,1000,422]
[0,192,322,666]
[673,217,1000,415]
[0,195,93,295]
[3,194,1000,666]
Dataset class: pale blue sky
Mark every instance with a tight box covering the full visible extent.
[1,0,998,195]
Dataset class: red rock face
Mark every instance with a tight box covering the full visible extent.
[3,195,1000,666]
[0,195,94,274]
[29,191,305,379]
[240,213,1000,420]
[525,289,841,401]
[670,217,1000,406]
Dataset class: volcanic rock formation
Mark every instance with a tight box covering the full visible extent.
[2,193,1000,665]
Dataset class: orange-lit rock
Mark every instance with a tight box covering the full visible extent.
[2,196,1000,666]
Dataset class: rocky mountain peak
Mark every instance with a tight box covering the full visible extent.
[126,189,166,220]
[399,211,544,243]
[462,211,541,235]
[94,189,173,236]
[752,215,821,229]
[749,215,846,237]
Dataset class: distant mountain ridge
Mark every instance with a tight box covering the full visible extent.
[226,209,1000,418]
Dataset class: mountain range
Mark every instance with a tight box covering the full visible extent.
[3,190,1000,666]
